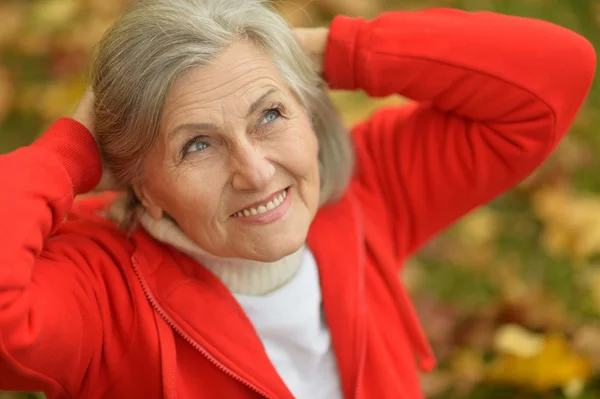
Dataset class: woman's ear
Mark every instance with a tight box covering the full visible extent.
[133,183,164,220]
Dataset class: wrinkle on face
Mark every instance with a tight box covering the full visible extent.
[137,40,320,261]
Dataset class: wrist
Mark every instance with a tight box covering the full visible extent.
[32,118,103,194]
[310,27,329,68]
[295,27,329,73]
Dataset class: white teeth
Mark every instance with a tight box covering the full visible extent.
[235,189,288,217]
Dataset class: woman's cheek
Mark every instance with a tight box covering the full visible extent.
[166,161,219,204]
[271,125,318,161]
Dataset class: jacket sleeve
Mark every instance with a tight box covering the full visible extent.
[0,119,108,396]
[324,9,596,257]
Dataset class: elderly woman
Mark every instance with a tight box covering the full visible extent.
[0,0,595,398]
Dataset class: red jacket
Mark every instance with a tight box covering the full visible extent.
[0,9,595,399]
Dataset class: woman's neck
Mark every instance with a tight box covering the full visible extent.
[137,210,305,296]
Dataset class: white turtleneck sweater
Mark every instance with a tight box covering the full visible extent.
[139,212,343,398]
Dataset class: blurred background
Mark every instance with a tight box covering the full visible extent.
[1,0,599,398]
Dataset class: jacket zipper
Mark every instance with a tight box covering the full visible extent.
[131,256,273,399]
[353,197,367,399]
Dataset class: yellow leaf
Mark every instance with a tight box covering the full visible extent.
[531,185,568,220]
[488,331,592,391]
[456,208,500,248]
[533,185,600,260]
[493,324,544,358]
[563,378,584,398]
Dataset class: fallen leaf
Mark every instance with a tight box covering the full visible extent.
[488,331,592,391]
[456,208,501,248]
[563,378,585,398]
[493,324,545,358]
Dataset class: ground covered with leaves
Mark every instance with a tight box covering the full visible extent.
[1,0,600,398]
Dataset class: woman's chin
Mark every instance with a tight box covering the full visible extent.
[243,237,306,263]
[231,211,313,262]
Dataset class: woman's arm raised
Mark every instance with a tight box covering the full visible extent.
[322,8,596,257]
[0,91,129,395]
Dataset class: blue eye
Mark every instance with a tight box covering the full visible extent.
[184,139,208,155]
[261,109,280,124]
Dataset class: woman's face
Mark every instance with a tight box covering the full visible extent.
[136,41,321,262]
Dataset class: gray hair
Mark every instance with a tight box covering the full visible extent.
[92,0,354,227]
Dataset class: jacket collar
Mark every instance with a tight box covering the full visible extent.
[131,190,366,398]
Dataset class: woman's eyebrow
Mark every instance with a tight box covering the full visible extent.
[169,88,281,139]
[245,88,279,118]
[169,122,219,139]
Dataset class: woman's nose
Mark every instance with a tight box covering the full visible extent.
[230,143,276,191]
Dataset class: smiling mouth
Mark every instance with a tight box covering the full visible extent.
[232,188,289,218]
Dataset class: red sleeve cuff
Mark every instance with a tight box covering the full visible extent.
[31,118,103,195]
[324,15,365,90]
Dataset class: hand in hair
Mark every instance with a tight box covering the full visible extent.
[294,27,329,74]
[71,87,118,192]
[71,86,95,134]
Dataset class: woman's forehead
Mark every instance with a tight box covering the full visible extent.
[166,42,286,109]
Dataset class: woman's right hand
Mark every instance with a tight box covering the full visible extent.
[71,87,117,191]
[71,86,96,134]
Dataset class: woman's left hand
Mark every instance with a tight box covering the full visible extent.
[294,27,329,73]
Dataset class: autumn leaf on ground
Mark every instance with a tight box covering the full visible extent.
[488,326,592,395]
[532,185,600,260]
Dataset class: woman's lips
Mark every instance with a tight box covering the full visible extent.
[231,187,291,225]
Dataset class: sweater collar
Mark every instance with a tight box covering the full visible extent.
[137,209,305,296]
